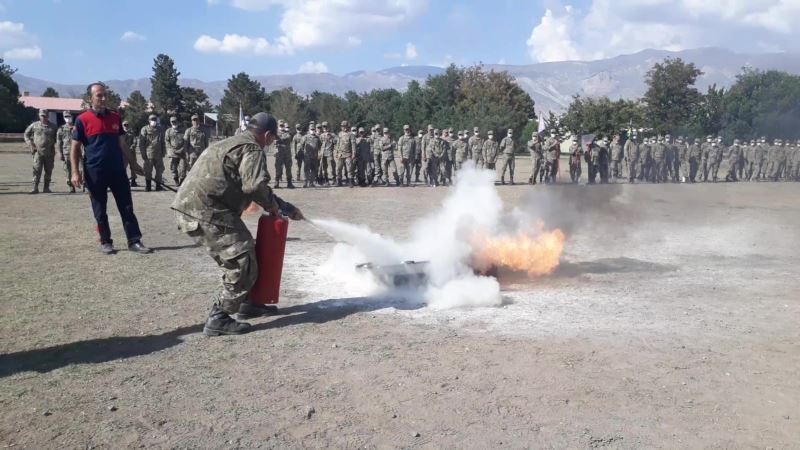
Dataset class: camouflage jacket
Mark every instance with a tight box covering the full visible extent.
[482,139,499,163]
[56,124,74,159]
[291,132,304,158]
[543,137,560,163]
[421,133,435,160]
[727,145,743,163]
[165,127,186,157]
[687,144,702,161]
[380,137,396,160]
[320,132,336,157]
[171,132,293,231]
[452,139,468,162]
[275,130,292,156]
[528,140,543,158]
[397,134,416,160]
[624,140,639,160]
[335,131,356,157]
[709,145,724,164]
[184,126,208,155]
[139,125,165,159]
[651,143,666,161]
[499,136,515,156]
[610,142,624,161]
[122,130,138,155]
[300,133,321,160]
[469,135,484,161]
[24,121,57,155]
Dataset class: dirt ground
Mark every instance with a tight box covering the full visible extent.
[0,142,798,449]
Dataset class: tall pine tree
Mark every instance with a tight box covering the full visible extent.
[150,54,181,118]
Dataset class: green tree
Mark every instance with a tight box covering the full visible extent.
[721,69,800,140]
[307,91,347,129]
[268,88,310,128]
[360,89,404,133]
[423,64,463,126]
[42,87,59,98]
[686,84,725,138]
[561,96,644,138]
[218,72,271,135]
[642,57,703,134]
[395,80,427,132]
[150,53,182,116]
[123,90,149,132]
[0,58,35,132]
[178,86,213,125]
[81,86,121,110]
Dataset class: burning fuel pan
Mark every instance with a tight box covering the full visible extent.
[356,260,430,288]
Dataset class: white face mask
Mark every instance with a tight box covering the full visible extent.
[171,123,178,129]
[150,120,157,127]
[65,118,72,124]
[508,133,513,138]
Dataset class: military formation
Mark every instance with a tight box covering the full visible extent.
[562,133,800,185]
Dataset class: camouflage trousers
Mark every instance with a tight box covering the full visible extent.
[569,159,581,183]
[274,151,292,183]
[32,152,55,187]
[439,158,451,184]
[628,158,639,182]
[319,154,335,182]
[426,157,440,186]
[611,159,624,179]
[497,154,515,182]
[336,155,355,183]
[142,155,165,183]
[124,147,138,182]
[413,156,422,182]
[169,154,188,183]
[304,154,319,185]
[62,156,82,188]
[180,216,257,315]
[699,159,709,182]
[398,157,413,185]
[472,153,484,170]
[710,162,722,182]
[294,152,304,180]
[382,155,399,184]
[725,161,739,181]
[188,151,202,171]
[653,159,667,183]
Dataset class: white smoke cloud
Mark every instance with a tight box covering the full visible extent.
[197,0,427,55]
[297,61,329,74]
[313,165,512,310]
[527,0,800,62]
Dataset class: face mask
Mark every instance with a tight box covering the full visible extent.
[171,123,178,129]
[66,118,72,124]
[508,134,513,138]
[150,120,157,127]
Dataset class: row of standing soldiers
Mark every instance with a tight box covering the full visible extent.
[564,134,800,184]
[268,121,539,188]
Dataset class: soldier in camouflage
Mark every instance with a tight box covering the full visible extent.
[567,135,581,184]
[185,114,209,171]
[335,120,357,186]
[625,133,639,183]
[542,132,560,184]
[24,109,58,194]
[165,116,187,186]
[725,138,743,182]
[301,124,322,187]
[413,129,424,183]
[319,122,336,185]
[496,128,515,185]
[709,136,725,182]
[57,111,78,193]
[354,127,371,186]
[610,134,624,180]
[753,137,768,181]
[397,125,416,186]
[139,114,166,191]
[377,128,399,186]
[273,120,294,189]
[421,125,435,185]
[292,123,304,182]
[452,131,469,176]
[121,120,139,187]
[482,130,499,173]
[469,127,484,170]
[171,113,304,337]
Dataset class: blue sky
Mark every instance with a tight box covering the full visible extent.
[2,0,798,83]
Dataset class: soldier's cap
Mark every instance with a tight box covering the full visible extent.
[316,124,323,129]
[487,130,494,135]
[341,120,348,127]
[358,127,365,133]
[427,124,433,130]
[418,130,423,135]
[247,112,279,135]
[507,128,513,133]
[321,121,328,127]
[38,109,47,116]
[474,126,479,132]
[170,116,178,122]
[278,119,284,125]
[457,131,463,136]
[351,126,357,132]
[733,138,740,143]
[122,120,129,126]
[191,114,199,120]
[383,127,389,133]
[63,111,72,117]
[403,124,410,130]
[434,128,440,134]
[706,135,714,139]
[295,123,301,129]
[148,114,157,120]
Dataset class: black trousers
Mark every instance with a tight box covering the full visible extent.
[85,166,143,246]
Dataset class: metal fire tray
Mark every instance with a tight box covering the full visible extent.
[355,260,430,288]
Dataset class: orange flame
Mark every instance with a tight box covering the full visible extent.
[472,223,566,277]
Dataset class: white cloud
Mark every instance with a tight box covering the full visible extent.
[120,31,146,42]
[0,21,41,60]
[194,34,292,56]
[3,46,42,60]
[405,42,418,60]
[527,0,800,62]
[297,61,329,74]
[198,0,427,56]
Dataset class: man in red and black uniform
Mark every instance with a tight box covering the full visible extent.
[70,82,152,255]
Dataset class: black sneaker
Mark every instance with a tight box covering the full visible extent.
[204,308,252,336]
[237,301,279,320]
[128,241,152,254]
[100,243,114,254]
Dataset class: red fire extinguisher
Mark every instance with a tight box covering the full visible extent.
[249,214,289,305]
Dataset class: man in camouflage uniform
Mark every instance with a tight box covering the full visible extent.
[377,128,400,186]
[709,136,725,182]
[185,114,209,171]
[452,131,469,175]
[637,137,651,182]
[368,125,383,185]
[302,124,322,187]
[743,140,755,181]
[792,140,800,181]
[273,120,294,189]
[438,129,452,185]
[567,135,581,184]
[625,133,640,183]
[542,132,560,184]
[317,122,336,185]
[335,120,357,186]
[725,138,743,182]
[610,134,624,180]
[413,129,424,183]
[397,125,416,186]
[165,116,187,186]
[139,114,166,191]
[121,121,139,187]
[482,130,499,174]
[697,135,711,182]
[651,135,667,183]
[57,111,78,193]
[292,123,304,182]
[354,127,372,186]
[421,125,435,185]
[423,129,441,187]
[24,109,58,194]
[469,127,484,170]
[591,136,610,184]
[674,136,687,181]
[497,128,515,185]
[753,137,768,181]
[662,134,675,182]
[171,113,304,336]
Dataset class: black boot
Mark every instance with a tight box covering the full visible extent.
[173,177,180,186]
[287,181,295,189]
[42,183,52,193]
[237,301,279,320]
[155,183,164,192]
[29,184,39,194]
[130,179,138,187]
[69,185,76,193]
[204,306,252,336]
[274,181,280,189]
[145,180,152,192]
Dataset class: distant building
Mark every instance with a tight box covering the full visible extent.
[19,93,83,124]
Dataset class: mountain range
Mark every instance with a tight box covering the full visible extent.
[13,47,800,113]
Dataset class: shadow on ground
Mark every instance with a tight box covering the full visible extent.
[498,257,677,287]
[0,296,422,378]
